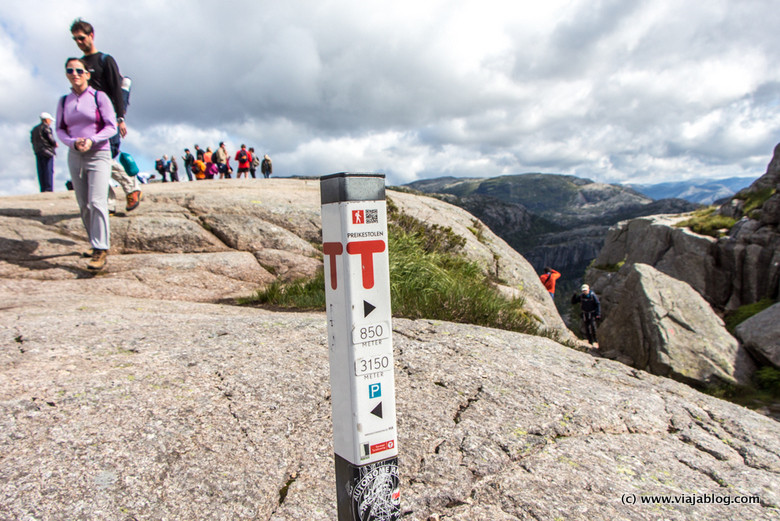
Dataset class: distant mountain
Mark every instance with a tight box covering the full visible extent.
[626,176,757,205]
[403,173,699,312]
[405,173,697,231]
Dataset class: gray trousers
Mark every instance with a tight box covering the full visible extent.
[68,148,112,250]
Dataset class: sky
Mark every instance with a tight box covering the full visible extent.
[2,0,780,196]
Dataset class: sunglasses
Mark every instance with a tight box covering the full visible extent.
[73,35,88,42]
[66,67,86,76]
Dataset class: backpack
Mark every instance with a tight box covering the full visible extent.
[119,152,139,176]
[155,159,164,172]
[238,150,248,163]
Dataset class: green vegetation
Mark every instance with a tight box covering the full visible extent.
[241,197,543,336]
[591,260,626,273]
[736,187,776,217]
[723,298,775,333]
[705,365,780,412]
[239,271,327,310]
[675,207,736,237]
[755,366,780,395]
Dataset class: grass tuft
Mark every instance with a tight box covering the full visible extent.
[675,207,736,238]
[241,197,542,335]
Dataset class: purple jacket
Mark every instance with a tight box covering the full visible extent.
[56,86,117,152]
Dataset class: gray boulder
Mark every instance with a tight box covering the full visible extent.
[736,302,780,369]
[598,263,755,386]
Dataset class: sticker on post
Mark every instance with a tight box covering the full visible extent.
[355,355,392,376]
[353,321,391,344]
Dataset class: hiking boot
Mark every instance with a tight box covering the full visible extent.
[87,249,108,271]
[81,248,94,258]
[126,190,142,212]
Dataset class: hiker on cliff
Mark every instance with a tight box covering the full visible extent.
[235,144,251,178]
[249,147,259,178]
[71,18,142,212]
[213,142,229,179]
[56,57,117,271]
[182,148,194,181]
[261,154,272,178]
[571,284,601,346]
[539,266,561,298]
[155,155,170,182]
[30,112,58,192]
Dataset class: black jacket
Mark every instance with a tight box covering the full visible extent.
[82,52,125,119]
[571,291,601,316]
[31,122,57,158]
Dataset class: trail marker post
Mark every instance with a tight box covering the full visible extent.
[320,173,400,521]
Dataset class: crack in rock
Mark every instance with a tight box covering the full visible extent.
[453,385,484,424]
[214,371,251,441]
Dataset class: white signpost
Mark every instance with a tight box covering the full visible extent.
[320,173,400,521]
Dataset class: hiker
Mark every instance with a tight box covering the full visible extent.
[261,154,272,178]
[235,144,251,178]
[213,142,228,178]
[571,284,601,346]
[204,160,219,180]
[194,144,205,162]
[539,266,561,298]
[155,155,170,182]
[170,156,179,182]
[182,148,194,181]
[56,57,117,271]
[249,147,259,178]
[71,18,142,212]
[30,112,58,192]
[192,158,206,180]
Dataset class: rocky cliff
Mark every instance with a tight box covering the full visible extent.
[405,174,698,303]
[585,144,780,391]
[589,143,780,312]
[1,180,778,520]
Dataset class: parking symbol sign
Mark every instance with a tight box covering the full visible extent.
[369,383,381,399]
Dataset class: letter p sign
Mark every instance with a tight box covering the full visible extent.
[369,383,381,399]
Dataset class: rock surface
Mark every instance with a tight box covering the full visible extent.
[735,302,780,369]
[0,180,570,340]
[1,292,779,520]
[597,263,756,386]
[1,181,778,520]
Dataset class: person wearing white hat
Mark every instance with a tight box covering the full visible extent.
[571,283,601,346]
[30,112,58,192]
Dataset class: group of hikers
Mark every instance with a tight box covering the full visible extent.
[30,18,276,273]
[156,144,273,182]
[540,266,602,347]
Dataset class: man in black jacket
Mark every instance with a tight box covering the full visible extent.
[30,112,57,192]
[571,284,601,346]
[71,18,142,212]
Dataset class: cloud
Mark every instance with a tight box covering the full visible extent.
[1,0,779,196]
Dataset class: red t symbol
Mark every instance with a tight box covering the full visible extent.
[323,242,344,289]
[347,240,385,289]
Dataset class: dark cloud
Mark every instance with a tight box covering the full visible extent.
[2,0,779,195]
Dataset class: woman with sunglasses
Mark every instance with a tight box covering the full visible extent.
[56,57,117,271]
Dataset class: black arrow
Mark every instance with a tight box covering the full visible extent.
[364,300,376,318]
[371,402,383,419]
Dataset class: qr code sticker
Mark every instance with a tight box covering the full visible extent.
[365,209,378,224]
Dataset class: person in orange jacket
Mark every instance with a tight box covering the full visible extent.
[540,267,561,298]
